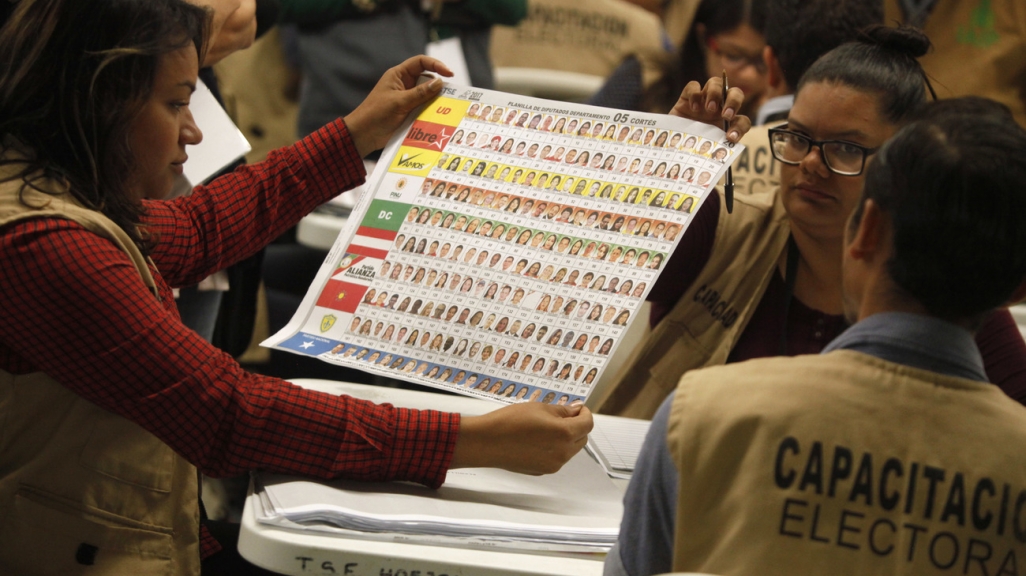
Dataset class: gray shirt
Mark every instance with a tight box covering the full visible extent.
[604,312,987,576]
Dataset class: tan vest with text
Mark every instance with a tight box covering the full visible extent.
[667,350,1026,575]
[490,0,666,81]
[596,187,790,418]
[0,154,200,575]
[886,0,1026,127]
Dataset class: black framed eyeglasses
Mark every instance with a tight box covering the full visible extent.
[768,128,879,176]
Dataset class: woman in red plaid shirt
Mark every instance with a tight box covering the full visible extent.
[0,1,592,573]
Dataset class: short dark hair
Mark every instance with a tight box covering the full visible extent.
[852,98,1026,324]
[799,25,931,125]
[0,0,210,254]
[765,0,883,90]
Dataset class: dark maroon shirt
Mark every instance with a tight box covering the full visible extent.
[649,191,1026,404]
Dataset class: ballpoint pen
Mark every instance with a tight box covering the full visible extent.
[722,70,734,214]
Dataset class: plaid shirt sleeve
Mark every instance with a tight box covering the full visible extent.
[147,119,368,287]
[0,120,460,556]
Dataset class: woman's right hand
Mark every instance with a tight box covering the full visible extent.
[344,55,454,157]
[670,76,752,144]
[451,402,593,475]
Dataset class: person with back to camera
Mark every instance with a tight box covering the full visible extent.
[605,97,1026,576]
[0,1,593,573]
[596,26,1026,420]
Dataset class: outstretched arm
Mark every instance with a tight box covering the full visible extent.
[452,402,594,475]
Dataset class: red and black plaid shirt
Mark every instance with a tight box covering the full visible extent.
[0,119,459,558]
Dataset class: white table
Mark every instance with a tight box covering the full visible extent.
[296,161,374,251]
[239,379,622,576]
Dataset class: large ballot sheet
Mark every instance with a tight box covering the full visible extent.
[264,83,742,405]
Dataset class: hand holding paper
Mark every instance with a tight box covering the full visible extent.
[671,75,751,143]
[345,56,455,157]
[451,402,594,475]
[188,0,257,66]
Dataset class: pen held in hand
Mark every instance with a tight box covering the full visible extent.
[723,70,735,214]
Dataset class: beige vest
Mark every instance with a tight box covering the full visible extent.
[886,0,1026,127]
[667,350,1026,575]
[0,154,200,575]
[730,122,784,197]
[490,0,666,81]
[214,27,300,165]
[596,187,790,418]
[661,0,701,49]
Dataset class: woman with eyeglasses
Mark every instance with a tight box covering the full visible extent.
[599,26,1026,419]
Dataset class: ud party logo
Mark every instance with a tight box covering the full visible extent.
[320,314,337,332]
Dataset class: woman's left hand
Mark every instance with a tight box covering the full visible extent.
[345,56,455,157]
[670,76,751,144]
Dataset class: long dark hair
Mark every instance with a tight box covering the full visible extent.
[0,0,210,253]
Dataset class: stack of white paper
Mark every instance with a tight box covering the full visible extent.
[253,450,622,553]
[586,414,651,479]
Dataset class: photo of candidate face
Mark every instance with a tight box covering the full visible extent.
[680,197,695,213]
[494,316,510,334]
[498,285,512,302]
[511,289,526,306]
[602,305,618,324]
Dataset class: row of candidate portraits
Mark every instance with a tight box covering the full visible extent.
[417,178,688,241]
[435,149,714,200]
[378,246,651,303]
[327,342,585,404]
[342,315,607,386]
[346,311,616,360]
[445,134,726,178]
[369,261,637,324]
[397,214,668,269]
[424,165,700,214]
[445,132,726,181]
[462,101,732,161]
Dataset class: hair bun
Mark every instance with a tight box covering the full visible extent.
[861,24,931,59]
